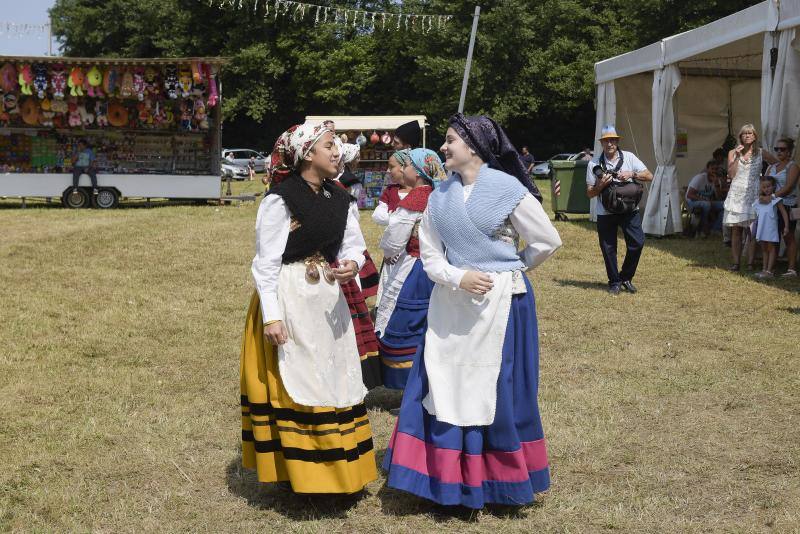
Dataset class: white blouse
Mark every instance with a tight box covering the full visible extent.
[371,191,409,226]
[420,185,562,289]
[251,194,367,324]
[380,206,421,259]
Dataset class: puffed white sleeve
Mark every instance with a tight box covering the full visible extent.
[336,202,367,269]
[380,207,419,258]
[372,201,390,226]
[419,208,466,289]
[251,194,290,325]
[510,193,562,269]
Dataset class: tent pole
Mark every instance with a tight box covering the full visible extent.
[458,6,481,113]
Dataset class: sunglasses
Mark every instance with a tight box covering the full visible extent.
[774,146,790,152]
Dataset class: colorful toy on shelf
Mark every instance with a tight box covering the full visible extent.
[0,63,17,92]
[78,102,94,126]
[67,100,82,127]
[39,98,55,127]
[50,64,66,99]
[20,97,39,125]
[4,93,19,117]
[50,98,68,114]
[144,67,159,97]
[179,99,192,130]
[178,66,192,98]
[87,66,105,98]
[164,66,179,99]
[120,69,134,98]
[137,101,149,126]
[194,100,208,130]
[107,100,129,127]
[33,64,48,98]
[18,65,34,96]
[132,67,145,101]
[103,67,118,96]
[95,100,109,127]
[68,67,85,97]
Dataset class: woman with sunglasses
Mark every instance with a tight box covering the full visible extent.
[766,138,798,276]
[723,124,778,271]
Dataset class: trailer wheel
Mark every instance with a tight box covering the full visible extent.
[93,188,119,209]
[63,187,89,209]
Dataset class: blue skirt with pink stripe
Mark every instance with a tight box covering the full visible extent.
[382,277,549,508]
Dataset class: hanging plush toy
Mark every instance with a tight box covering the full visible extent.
[177,66,193,98]
[87,66,105,98]
[0,63,18,93]
[4,93,19,117]
[77,101,94,126]
[356,132,367,146]
[103,67,118,96]
[39,98,55,127]
[205,64,218,108]
[191,61,203,84]
[20,98,40,126]
[68,67,85,97]
[119,69,134,98]
[95,100,109,127]
[33,64,48,99]
[179,99,192,130]
[144,67,159,97]
[193,100,208,130]
[67,100,82,127]
[152,99,166,126]
[369,131,380,144]
[18,65,34,96]
[132,67,146,101]
[164,66,179,99]
[50,64,66,99]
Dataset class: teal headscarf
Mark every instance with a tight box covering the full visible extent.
[392,148,446,188]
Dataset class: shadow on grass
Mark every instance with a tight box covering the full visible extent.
[555,279,609,291]
[225,455,366,519]
[365,387,403,412]
[783,307,800,314]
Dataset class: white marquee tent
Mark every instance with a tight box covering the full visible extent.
[593,0,800,235]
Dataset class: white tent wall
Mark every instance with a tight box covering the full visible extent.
[590,81,617,221]
[761,28,800,149]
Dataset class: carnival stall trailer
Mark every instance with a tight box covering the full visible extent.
[0,56,225,208]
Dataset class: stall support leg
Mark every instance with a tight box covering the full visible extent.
[21,197,27,209]
[225,175,232,197]
[146,197,151,208]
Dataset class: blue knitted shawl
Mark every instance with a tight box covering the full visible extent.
[428,164,528,272]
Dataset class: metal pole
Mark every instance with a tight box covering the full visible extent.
[458,6,481,113]
[48,15,52,56]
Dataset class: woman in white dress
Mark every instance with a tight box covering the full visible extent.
[723,124,777,271]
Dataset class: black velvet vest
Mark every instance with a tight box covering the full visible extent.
[268,173,351,264]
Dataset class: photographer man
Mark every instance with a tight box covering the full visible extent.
[586,126,653,295]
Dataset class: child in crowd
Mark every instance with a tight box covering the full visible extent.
[753,176,789,278]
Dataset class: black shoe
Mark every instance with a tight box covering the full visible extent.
[608,284,621,295]
[621,280,637,293]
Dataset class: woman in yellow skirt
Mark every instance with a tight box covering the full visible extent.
[240,122,377,494]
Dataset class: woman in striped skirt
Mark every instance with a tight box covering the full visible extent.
[241,122,376,494]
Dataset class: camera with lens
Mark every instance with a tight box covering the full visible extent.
[592,165,618,180]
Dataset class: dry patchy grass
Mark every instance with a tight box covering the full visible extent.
[0,183,798,533]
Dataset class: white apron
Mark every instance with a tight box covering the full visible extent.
[422,270,514,426]
[276,261,367,408]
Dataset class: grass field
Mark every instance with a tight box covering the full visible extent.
[1,181,798,533]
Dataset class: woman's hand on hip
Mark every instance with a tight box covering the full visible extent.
[459,271,494,295]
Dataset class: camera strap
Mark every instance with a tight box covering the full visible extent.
[599,150,624,176]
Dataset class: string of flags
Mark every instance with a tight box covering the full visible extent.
[0,22,51,38]
[206,0,453,33]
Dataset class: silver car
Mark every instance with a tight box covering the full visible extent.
[221,161,250,181]
[531,153,581,178]
[222,148,267,173]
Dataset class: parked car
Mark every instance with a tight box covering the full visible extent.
[531,153,581,178]
[221,161,250,181]
[221,148,267,173]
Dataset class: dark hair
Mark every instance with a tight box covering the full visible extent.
[776,137,795,151]
[522,145,529,150]
[761,175,777,187]
[705,160,719,170]
[712,148,725,160]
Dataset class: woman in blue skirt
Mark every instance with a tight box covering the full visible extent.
[375,148,445,389]
[382,114,562,509]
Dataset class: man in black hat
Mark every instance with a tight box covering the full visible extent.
[392,120,421,150]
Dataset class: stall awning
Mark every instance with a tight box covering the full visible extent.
[304,115,426,131]
[0,55,228,67]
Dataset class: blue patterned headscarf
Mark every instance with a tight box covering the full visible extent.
[448,113,542,201]
[408,148,446,188]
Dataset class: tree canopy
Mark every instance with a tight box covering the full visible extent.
[49,0,761,157]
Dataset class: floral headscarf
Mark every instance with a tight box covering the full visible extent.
[408,148,446,188]
[448,113,542,201]
[266,122,333,184]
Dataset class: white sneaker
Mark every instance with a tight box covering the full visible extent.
[781,269,797,277]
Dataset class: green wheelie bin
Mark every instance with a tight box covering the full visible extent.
[550,159,590,221]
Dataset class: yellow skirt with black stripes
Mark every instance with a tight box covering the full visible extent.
[240,291,377,494]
